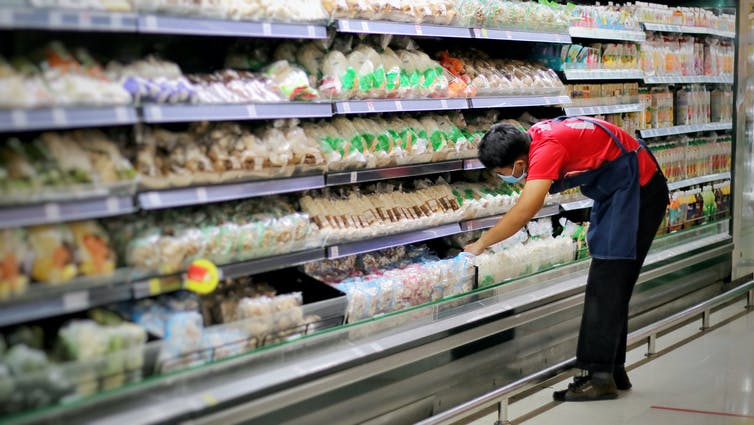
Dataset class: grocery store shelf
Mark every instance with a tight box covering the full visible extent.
[0,7,137,31]
[326,161,465,186]
[468,95,571,109]
[563,102,644,116]
[137,14,327,38]
[667,172,731,191]
[327,222,463,258]
[644,75,734,84]
[220,248,327,280]
[0,196,135,229]
[639,122,732,138]
[0,105,137,132]
[471,27,571,43]
[460,204,560,232]
[464,158,485,170]
[641,22,735,39]
[337,19,472,38]
[334,98,468,114]
[141,102,332,123]
[568,26,646,42]
[0,270,133,328]
[138,175,325,210]
[564,69,644,81]
[561,198,594,211]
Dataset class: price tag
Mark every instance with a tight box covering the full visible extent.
[105,196,120,213]
[48,10,63,27]
[414,24,423,35]
[350,171,358,183]
[111,13,123,29]
[148,278,163,296]
[143,15,158,31]
[440,99,449,109]
[330,246,340,258]
[341,102,351,113]
[146,105,163,121]
[201,394,219,407]
[195,187,208,202]
[146,192,162,207]
[307,25,316,37]
[44,203,61,221]
[10,110,28,128]
[504,30,513,40]
[79,11,92,29]
[360,21,369,32]
[63,291,90,312]
[246,104,258,118]
[262,22,272,36]
[340,20,351,31]
[0,8,13,26]
[184,259,220,295]
[394,100,403,111]
[481,28,488,38]
[51,108,67,126]
[366,100,375,112]
[114,106,130,123]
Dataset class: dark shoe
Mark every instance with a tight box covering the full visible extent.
[614,367,632,391]
[553,372,618,402]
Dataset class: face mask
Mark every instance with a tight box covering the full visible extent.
[498,162,527,184]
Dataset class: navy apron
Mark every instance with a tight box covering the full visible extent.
[547,117,663,260]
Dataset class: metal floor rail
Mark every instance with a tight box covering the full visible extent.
[415,278,754,425]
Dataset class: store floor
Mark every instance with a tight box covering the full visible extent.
[466,299,754,425]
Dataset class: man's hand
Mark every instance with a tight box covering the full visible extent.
[464,240,486,256]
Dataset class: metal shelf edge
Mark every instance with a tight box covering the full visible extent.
[337,19,472,38]
[469,95,571,109]
[137,14,327,38]
[326,161,465,186]
[138,175,326,210]
[564,69,645,81]
[639,122,733,138]
[568,26,646,42]
[471,27,571,43]
[0,106,137,132]
[667,172,732,191]
[0,7,138,31]
[220,248,327,280]
[0,196,136,229]
[141,103,332,123]
[327,222,463,258]
[334,98,468,114]
[563,103,644,116]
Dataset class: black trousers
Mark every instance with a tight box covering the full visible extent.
[575,171,669,373]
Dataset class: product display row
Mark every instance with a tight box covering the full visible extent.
[650,133,732,182]
[638,85,733,129]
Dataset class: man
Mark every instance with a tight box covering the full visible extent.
[464,116,669,401]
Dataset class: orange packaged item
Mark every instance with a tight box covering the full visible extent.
[28,224,78,284]
[70,221,116,277]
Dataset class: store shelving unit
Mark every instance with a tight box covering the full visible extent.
[0,3,742,424]
[137,14,328,38]
[644,75,734,84]
[0,106,137,132]
[568,26,646,41]
[564,69,645,81]
[142,103,333,123]
[642,21,735,38]
[639,122,733,138]
[0,7,138,31]
[563,102,644,116]
[137,175,326,210]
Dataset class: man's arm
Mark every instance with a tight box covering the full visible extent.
[464,179,553,255]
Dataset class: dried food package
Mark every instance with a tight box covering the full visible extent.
[0,229,29,300]
[27,224,78,284]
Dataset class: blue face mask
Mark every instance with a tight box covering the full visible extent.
[498,162,527,184]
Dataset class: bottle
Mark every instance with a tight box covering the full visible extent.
[668,191,685,232]
[702,185,716,222]
[676,86,690,126]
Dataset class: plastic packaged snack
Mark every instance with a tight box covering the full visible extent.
[69,221,116,277]
[27,224,78,284]
[0,229,29,300]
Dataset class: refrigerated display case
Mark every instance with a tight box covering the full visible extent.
[0,1,747,424]
[734,1,754,280]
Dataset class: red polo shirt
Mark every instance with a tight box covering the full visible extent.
[526,117,658,186]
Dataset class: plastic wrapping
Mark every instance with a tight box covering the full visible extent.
[0,229,29,300]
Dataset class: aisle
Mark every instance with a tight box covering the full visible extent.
[468,301,754,425]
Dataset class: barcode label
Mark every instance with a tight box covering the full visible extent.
[51,108,67,126]
[262,22,272,36]
[307,25,316,37]
[146,192,161,207]
[360,21,369,32]
[330,246,340,258]
[143,15,158,30]
[394,100,403,111]
[350,171,358,183]
[10,110,28,128]
[79,12,92,28]
[44,203,61,220]
[196,187,208,202]
[105,197,120,213]
[246,104,258,118]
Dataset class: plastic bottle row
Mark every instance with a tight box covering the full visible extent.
[0,39,564,110]
[641,35,734,78]
[650,134,732,182]
[661,180,731,235]
[637,85,733,129]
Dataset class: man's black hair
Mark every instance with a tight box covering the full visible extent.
[478,123,531,169]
